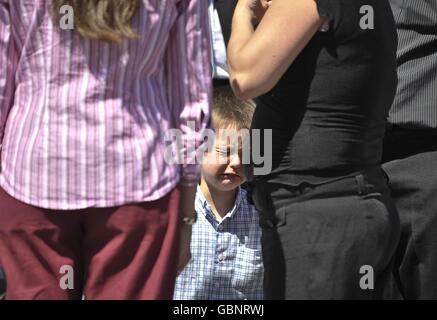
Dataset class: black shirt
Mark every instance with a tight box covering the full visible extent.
[388,0,437,132]
[248,0,398,185]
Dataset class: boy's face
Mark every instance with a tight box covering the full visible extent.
[202,128,246,192]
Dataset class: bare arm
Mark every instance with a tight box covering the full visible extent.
[228,0,327,100]
[165,0,211,273]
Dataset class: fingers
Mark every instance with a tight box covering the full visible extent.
[176,224,193,275]
[177,252,192,276]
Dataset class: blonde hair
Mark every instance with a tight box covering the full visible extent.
[213,86,256,130]
[52,0,140,43]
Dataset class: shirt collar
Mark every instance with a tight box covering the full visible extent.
[196,185,243,221]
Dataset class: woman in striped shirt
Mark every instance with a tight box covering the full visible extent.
[0,0,211,299]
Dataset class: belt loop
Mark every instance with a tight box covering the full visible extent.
[355,174,367,195]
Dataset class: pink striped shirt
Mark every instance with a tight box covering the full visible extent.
[0,0,212,210]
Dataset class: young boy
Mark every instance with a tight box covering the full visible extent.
[173,86,263,300]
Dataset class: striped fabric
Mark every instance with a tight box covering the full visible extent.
[0,0,212,210]
[389,0,437,130]
[174,186,264,300]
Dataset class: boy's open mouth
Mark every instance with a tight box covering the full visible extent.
[220,173,241,179]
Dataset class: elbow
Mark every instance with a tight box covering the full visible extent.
[229,71,273,101]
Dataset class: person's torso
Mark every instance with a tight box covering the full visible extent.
[250,0,398,185]
[0,0,182,209]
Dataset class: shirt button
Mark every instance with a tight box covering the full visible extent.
[218,225,224,231]
[218,254,224,262]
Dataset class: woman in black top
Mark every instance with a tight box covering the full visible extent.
[228,0,400,299]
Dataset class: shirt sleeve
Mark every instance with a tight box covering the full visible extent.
[0,0,17,164]
[164,0,212,186]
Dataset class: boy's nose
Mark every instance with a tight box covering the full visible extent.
[229,153,242,168]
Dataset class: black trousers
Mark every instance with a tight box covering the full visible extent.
[382,129,437,299]
[251,168,400,299]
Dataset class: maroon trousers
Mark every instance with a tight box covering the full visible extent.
[0,186,181,300]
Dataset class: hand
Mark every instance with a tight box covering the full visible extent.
[177,223,192,275]
[238,0,272,26]
[176,183,197,274]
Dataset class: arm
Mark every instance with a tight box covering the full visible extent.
[165,0,212,187]
[164,0,212,272]
[0,0,17,168]
[227,0,327,100]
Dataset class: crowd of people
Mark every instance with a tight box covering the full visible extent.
[0,0,436,300]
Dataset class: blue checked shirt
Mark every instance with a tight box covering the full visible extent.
[174,186,264,300]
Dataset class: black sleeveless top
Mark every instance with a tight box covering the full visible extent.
[247,0,398,186]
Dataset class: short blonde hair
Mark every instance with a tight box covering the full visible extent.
[212,86,256,130]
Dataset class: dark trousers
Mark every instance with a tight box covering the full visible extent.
[251,168,400,299]
[0,186,181,300]
[382,129,437,299]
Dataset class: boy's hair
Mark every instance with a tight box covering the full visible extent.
[212,86,256,130]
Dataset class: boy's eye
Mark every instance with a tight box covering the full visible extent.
[218,149,229,157]
[216,145,242,159]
